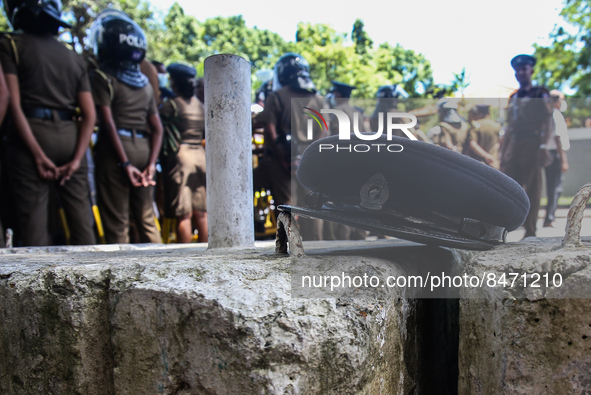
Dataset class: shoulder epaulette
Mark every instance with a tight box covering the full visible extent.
[0,32,20,66]
[93,69,114,101]
[169,97,179,117]
[161,97,179,118]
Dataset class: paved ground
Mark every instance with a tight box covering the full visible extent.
[506,207,591,242]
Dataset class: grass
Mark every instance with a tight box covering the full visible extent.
[540,196,591,208]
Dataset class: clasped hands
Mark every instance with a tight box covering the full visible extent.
[36,154,156,187]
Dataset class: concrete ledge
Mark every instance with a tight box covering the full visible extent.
[459,237,591,395]
[0,241,449,394]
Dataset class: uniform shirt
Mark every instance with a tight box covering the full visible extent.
[547,108,570,151]
[159,96,205,144]
[370,102,397,134]
[431,121,469,151]
[91,70,157,131]
[258,86,326,148]
[0,33,90,111]
[506,86,551,137]
[463,117,500,160]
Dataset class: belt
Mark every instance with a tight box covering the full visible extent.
[118,129,147,139]
[23,106,76,121]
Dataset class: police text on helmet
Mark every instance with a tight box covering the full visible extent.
[119,34,147,49]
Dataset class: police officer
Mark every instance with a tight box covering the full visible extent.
[327,81,366,135]
[255,79,273,108]
[321,81,367,240]
[369,84,408,136]
[428,99,469,151]
[159,63,207,243]
[89,10,163,244]
[0,0,96,246]
[195,78,204,104]
[256,52,326,240]
[151,61,175,103]
[463,104,501,168]
[543,90,569,228]
[500,54,552,238]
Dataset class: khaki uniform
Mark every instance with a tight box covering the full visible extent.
[330,100,364,135]
[140,60,160,105]
[369,102,402,135]
[500,86,551,237]
[255,86,326,240]
[0,33,95,246]
[463,118,500,165]
[160,96,206,217]
[92,70,161,244]
[432,121,469,151]
[324,100,367,240]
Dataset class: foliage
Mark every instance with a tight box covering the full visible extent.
[291,21,434,98]
[533,0,591,96]
[0,1,436,99]
[61,0,159,56]
[352,19,373,56]
[0,11,9,31]
[449,67,470,97]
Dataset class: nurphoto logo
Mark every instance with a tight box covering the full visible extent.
[303,107,417,153]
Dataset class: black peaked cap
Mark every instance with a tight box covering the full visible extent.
[167,63,197,78]
[297,134,529,233]
[511,54,536,70]
[331,80,355,97]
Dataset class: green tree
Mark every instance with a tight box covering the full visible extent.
[449,67,470,96]
[0,11,9,31]
[155,2,204,63]
[352,19,373,56]
[0,1,436,101]
[374,42,434,96]
[61,0,163,57]
[533,0,591,95]
[291,22,434,98]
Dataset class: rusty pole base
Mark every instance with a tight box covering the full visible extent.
[275,212,305,258]
[562,182,591,248]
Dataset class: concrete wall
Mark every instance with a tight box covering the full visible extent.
[0,241,472,395]
[3,237,589,394]
[562,128,591,197]
[458,237,591,394]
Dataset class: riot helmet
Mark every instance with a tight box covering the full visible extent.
[89,9,148,88]
[437,99,463,124]
[90,9,147,66]
[273,53,315,93]
[4,0,71,34]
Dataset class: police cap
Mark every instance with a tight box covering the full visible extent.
[167,63,197,79]
[331,81,355,98]
[472,104,490,116]
[279,134,529,250]
[511,54,536,70]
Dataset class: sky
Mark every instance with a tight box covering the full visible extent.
[150,0,567,94]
